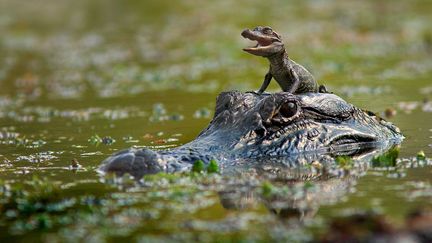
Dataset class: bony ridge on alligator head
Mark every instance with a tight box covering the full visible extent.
[241,26,328,95]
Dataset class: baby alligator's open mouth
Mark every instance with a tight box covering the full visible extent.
[241,29,276,52]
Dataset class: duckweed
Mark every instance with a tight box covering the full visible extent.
[88,135,116,145]
[335,156,354,169]
[207,159,219,173]
[416,150,426,161]
[192,160,205,173]
[261,181,274,198]
[88,134,102,146]
[371,147,400,167]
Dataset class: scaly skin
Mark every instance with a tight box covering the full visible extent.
[241,26,324,94]
[98,91,403,178]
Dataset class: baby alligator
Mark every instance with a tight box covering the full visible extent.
[242,26,326,94]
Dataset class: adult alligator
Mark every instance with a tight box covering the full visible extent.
[99,91,403,178]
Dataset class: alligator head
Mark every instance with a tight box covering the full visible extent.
[195,92,402,156]
[241,26,285,57]
[99,91,403,178]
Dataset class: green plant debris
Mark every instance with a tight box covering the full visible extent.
[101,136,116,145]
[88,135,116,145]
[0,176,63,218]
[261,181,274,198]
[0,132,47,148]
[335,156,354,169]
[207,159,219,173]
[372,147,400,167]
[304,181,315,190]
[88,134,102,145]
[192,160,205,173]
[416,150,426,161]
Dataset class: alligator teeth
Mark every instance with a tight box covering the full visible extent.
[307,128,319,139]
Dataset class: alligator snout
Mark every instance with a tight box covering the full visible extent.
[241,29,253,38]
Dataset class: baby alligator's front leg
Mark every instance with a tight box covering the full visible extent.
[286,67,300,93]
[257,72,273,94]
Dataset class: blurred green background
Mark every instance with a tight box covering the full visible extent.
[1,0,431,98]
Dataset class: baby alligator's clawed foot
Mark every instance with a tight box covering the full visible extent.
[246,90,270,96]
[245,90,259,95]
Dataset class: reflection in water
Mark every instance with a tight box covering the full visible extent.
[218,146,393,222]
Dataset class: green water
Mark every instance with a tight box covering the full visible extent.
[0,0,431,242]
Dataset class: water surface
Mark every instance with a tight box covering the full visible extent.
[0,0,431,241]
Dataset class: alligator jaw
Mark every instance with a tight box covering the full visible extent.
[328,134,377,147]
[241,29,273,49]
[241,28,282,56]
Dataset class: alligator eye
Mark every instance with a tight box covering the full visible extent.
[263,27,272,34]
[279,101,297,118]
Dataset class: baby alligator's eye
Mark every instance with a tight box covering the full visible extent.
[279,101,297,118]
[263,27,272,34]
